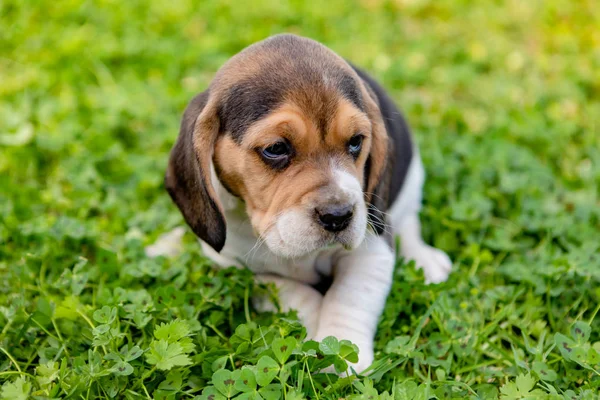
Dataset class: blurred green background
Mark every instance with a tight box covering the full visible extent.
[1,0,600,398]
[2,0,599,238]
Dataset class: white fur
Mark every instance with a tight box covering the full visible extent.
[388,152,452,284]
[315,234,394,372]
[147,152,452,373]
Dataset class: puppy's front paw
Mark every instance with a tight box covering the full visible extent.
[404,243,452,284]
[144,227,185,258]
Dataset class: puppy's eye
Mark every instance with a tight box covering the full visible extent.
[259,140,293,170]
[348,134,364,158]
[262,142,290,159]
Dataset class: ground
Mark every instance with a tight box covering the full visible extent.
[1,0,599,399]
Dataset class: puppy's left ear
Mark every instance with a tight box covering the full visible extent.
[165,91,227,252]
[361,82,391,234]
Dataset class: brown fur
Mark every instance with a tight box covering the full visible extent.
[213,98,376,238]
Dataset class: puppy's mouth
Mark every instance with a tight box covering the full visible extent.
[270,231,358,258]
[330,233,356,249]
[262,208,367,259]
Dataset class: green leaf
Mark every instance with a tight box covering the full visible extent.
[33,297,53,325]
[155,286,185,309]
[35,360,59,387]
[93,306,117,324]
[319,336,340,355]
[500,373,545,399]
[158,370,184,391]
[353,378,379,397]
[255,356,279,387]
[104,352,121,362]
[570,321,591,344]
[302,340,320,354]
[474,384,499,399]
[236,393,263,400]
[234,323,253,341]
[434,385,453,399]
[587,347,600,365]
[133,311,153,329]
[258,383,282,400]
[0,377,31,400]
[428,334,451,357]
[384,335,411,355]
[154,319,191,342]
[234,368,257,392]
[153,389,177,400]
[334,357,348,374]
[570,347,588,365]
[555,333,578,361]
[499,380,521,399]
[145,340,192,370]
[77,349,111,379]
[111,361,134,376]
[453,335,476,357]
[199,386,226,400]
[236,342,251,355]
[100,375,122,398]
[435,368,445,381]
[285,389,305,400]
[123,345,144,362]
[515,373,536,393]
[532,361,557,382]
[339,340,359,363]
[93,324,111,335]
[563,390,578,400]
[212,356,229,372]
[394,380,418,400]
[212,369,239,398]
[272,337,296,364]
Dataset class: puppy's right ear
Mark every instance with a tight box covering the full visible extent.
[165,91,226,252]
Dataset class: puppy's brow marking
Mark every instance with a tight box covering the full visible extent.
[219,79,285,142]
[336,72,364,111]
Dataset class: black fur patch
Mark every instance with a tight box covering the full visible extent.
[311,273,333,295]
[337,72,364,112]
[218,79,285,142]
[351,64,414,209]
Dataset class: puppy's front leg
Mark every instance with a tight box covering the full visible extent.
[315,236,395,372]
[253,274,323,338]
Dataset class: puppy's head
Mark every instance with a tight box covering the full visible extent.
[166,34,388,258]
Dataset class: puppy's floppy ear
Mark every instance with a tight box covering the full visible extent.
[165,91,226,252]
[360,80,391,235]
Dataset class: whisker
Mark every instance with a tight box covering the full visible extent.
[362,191,388,205]
[367,219,393,237]
[366,211,394,236]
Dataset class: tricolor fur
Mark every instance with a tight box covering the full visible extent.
[160,34,452,372]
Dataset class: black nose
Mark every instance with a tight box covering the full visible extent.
[316,204,354,232]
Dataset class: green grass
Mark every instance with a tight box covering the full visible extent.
[1,0,600,398]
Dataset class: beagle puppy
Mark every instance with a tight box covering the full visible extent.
[164,34,452,372]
